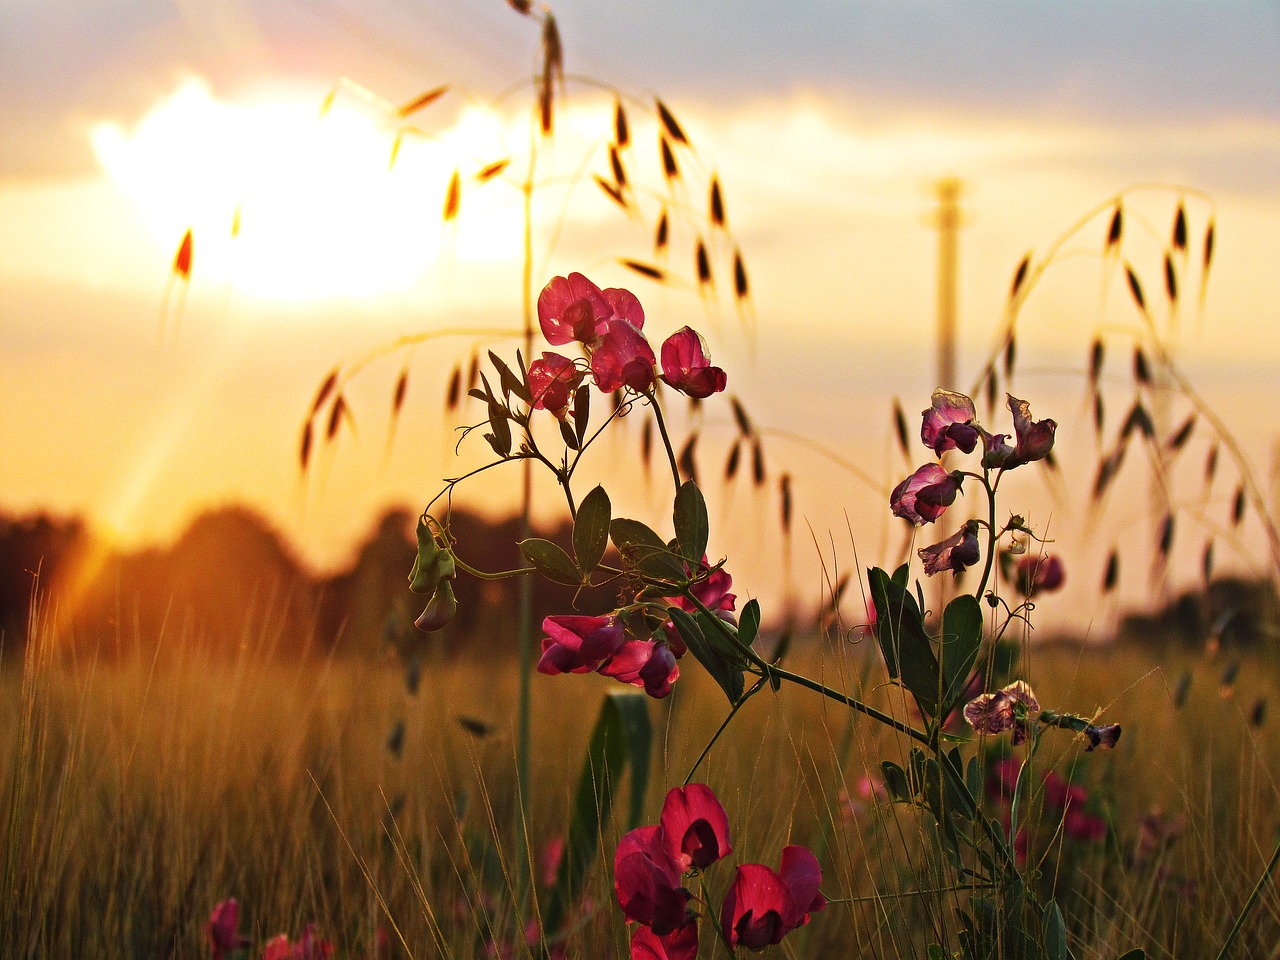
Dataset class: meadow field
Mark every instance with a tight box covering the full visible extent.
[4,601,1279,959]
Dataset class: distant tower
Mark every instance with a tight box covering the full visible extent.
[932,177,965,391]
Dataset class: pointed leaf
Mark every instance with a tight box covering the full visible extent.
[673,480,709,563]
[543,691,651,936]
[610,518,685,579]
[574,486,611,574]
[519,538,581,585]
[668,607,743,704]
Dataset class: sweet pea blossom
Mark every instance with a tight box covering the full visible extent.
[919,521,981,576]
[591,319,657,393]
[1016,553,1065,595]
[890,464,964,525]
[615,785,733,958]
[984,395,1057,469]
[662,561,737,656]
[659,327,727,398]
[262,925,334,960]
[964,680,1041,745]
[1084,723,1122,751]
[537,273,644,346]
[205,898,249,960]
[536,615,626,675]
[720,846,826,951]
[921,388,980,455]
[600,637,680,699]
[527,352,583,420]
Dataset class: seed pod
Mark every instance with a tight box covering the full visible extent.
[1106,205,1123,249]
[733,248,749,300]
[892,398,910,456]
[678,434,698,485]
[1126,265,1146,311]
[1103,550,1119,592]
[1172,202,1187,251]
[725,441,741,480]
[780,474,793,533]
[655,98,688,144]
[1010,253,1031,300]
[710,177,725,227]
[613,98,629,147]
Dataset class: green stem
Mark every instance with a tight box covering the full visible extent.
[683,679,766,786]
[974,472,999,601]
[1215,834,1280,960]
[647,390,683,490]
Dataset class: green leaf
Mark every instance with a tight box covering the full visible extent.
[488,350,532,404]
[518,538,580,585]
[927,946,949,960]
[737,598,761,650]
[881,761,912,803]
[940,593,983,706]
[1043,900,1073,960]
[672,480,709,563]
[611,518,685,580]
[573,486,611,575]
[543,691,652,936]
[669,607,744,704]
[868,566,942,717]
[1116,951,1147,960]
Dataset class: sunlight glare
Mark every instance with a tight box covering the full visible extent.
[90,78,521,301]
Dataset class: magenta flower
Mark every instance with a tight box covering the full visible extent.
[1065,806,1107,843]
[527,352,584,420]
[1042,770,1087,812]
[1084,723,1122,751]
[964,680,1040,744]
[205,898,249,960]
[720,846,826,951]
[1008,395,1056,463]
[537,273,644,346]
[591,318,657,394]
[921,389,980,455]
[599,637,681,699]
[658,783,733,873]
[919,521,981,576]
[891,464,964,525]
[536,615,625,676]
[630,922,699,960]
[262,926,334,960]
[659,327,727,398]
[614,825,693,935]
[1015,553,1065,595]
[662,561,737,655]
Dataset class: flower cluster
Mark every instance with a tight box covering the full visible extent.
[891,390,1057,577]
[531,272,727,419]
[614,784,823,959]
[986,758,1109,858]
[538,560,736,699]
[963,680,1042,745]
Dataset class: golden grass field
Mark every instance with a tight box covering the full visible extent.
[4,603,1280,959]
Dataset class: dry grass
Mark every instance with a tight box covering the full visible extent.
[3,607,1279,958]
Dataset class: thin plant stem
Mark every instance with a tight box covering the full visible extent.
[683,678,766,786]
[647,391,683,490]
[1214,835,1280,960]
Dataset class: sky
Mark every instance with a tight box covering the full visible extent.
[2,0,1279,631]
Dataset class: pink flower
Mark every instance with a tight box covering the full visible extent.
[614,826,692,935]
[659,327,727,398]
[206,898,249,959]
[921,389,979,455]
[630,922,699,960]
[527,352,583,420]
[537,615,625,675]
[891,464,964,525]
[591,319,656,394]
[599,638,680,699]
[541,835,566,888]
[1008,395,1056,463]
[1016,553,1065,595]
[964,680,1040,744]
[720,846,825,951]
[537,273,644,346]
[658,783,733,873]
[1065,806,1107,843]
[919,521,981,576]
[262,926,334,960]
[1042,771,1087,812]
[1084,723,1122,751]
[662,561,737,655]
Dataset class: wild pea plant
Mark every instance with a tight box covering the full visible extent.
[398,270,1139,960]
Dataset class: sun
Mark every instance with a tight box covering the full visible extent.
[90,78,520,302]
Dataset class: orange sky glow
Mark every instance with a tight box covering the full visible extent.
[2,4,1279,630]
